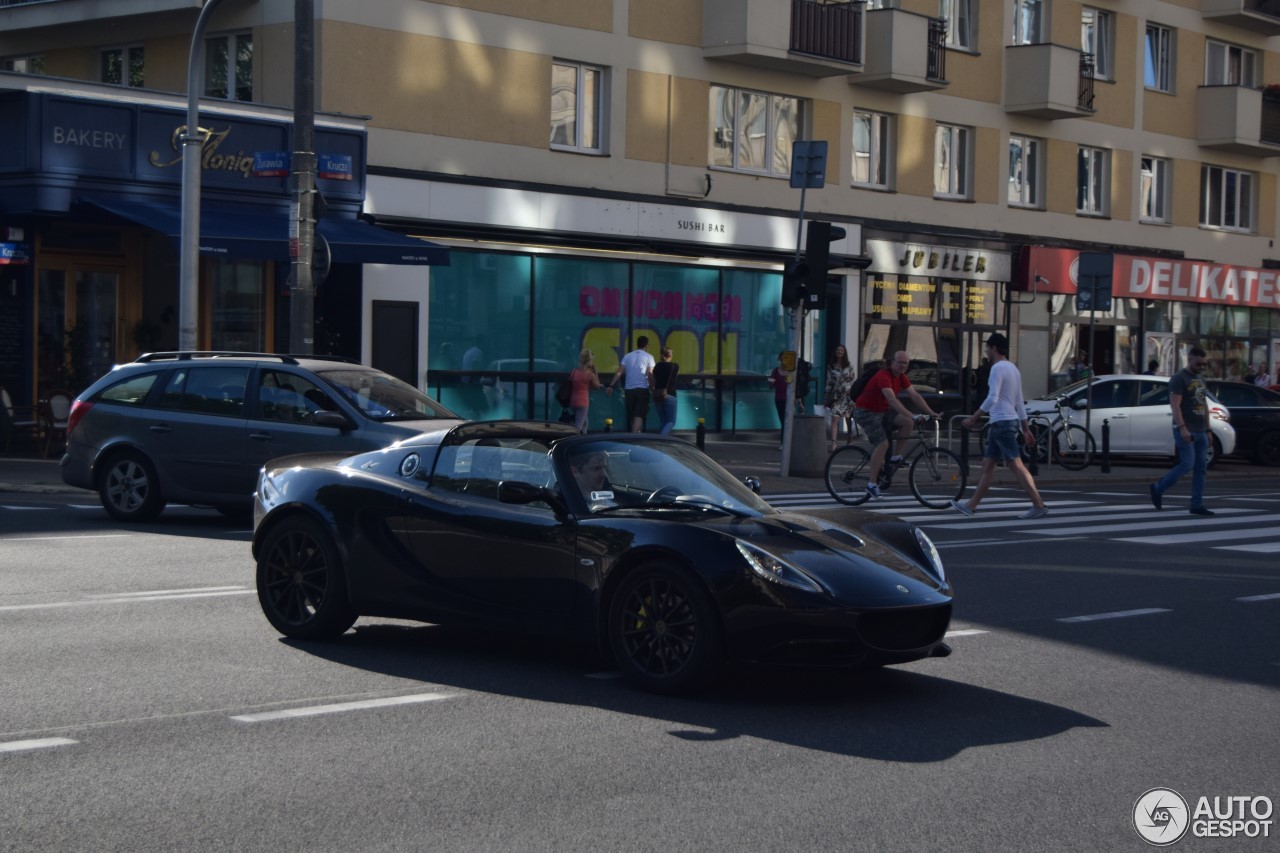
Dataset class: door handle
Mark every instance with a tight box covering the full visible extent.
[148,425,173,433]
[249,432,274,441]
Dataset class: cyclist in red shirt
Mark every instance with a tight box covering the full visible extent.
[852,352,942,500]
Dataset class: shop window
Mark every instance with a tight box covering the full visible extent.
[934,124,971,200]
[853,110,892,190]
[205,33,252,101]
[1008,135,1042,208]
[209,259,265,352]
[101,46,144,88]
[709,85,802,178]
[551,61,606,154]
[1145,24,1174,93]
[1200,165,1254,232]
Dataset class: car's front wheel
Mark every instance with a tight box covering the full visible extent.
[256,516,358,640]
[98,450,166,522]
[608,562,723,694]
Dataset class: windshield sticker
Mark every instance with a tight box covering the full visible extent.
[589,490,614,501]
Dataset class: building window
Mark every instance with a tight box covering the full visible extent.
[2,56,45,75]
[551,61,605,154]
[941,0,974,49]
[1140,156,1171,223]
[101,46,144,88]
[1081,8,1113,79]
[709,85,802,177]
[1145,24,1174,92]
[1201,165,1254,231]
[1008,135,1041,208]
[205,33,252,101]
[934,124,971,199]
[852,110,891,189]
[1077,145,1109,216]
[1012,0,1043,45]
[1204,39,1257,87]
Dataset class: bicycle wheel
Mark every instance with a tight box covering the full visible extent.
[825,445,874,505]
[1052,424,1095,470]
[909,448,967,509]
[1024,422,1051,465]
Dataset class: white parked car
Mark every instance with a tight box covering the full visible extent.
[1025,374,1236,466]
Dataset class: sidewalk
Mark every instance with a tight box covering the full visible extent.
[1,433,1264,498]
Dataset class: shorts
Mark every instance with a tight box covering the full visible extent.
[984,419,1022,461]
[853,407,895,445]
[624,387,650,424]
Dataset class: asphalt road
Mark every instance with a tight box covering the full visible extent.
[1,482,1277,852]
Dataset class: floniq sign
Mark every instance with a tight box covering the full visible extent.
[1020,246,1280,309]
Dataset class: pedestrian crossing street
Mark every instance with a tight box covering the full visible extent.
[764,489,1280,554]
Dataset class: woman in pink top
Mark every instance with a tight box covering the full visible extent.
[570,349,603,432]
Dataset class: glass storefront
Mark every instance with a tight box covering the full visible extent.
[425,249,792,431]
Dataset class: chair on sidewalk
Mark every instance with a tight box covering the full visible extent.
[41,389,73,458]
[2,386,44,454]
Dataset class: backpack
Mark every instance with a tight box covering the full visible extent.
[847,362,880,406]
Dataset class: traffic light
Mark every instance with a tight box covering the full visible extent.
[802,220,847,310]
[781,259,808,308]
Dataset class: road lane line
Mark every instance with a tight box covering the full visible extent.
[1057,608,1172,623]
[1,534,134,542]
[944,629,989,637]
[1237,593,1280,602]
[0,590,255,612]
[1219,542,1280,553]
[83,586,245,598]
[1116,528,1280,545]
[0,737,78,754]
[230,692,456,723]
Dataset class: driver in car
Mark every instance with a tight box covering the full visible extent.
[569,450,613,503]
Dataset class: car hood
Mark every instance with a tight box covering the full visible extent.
[689,509,949,604]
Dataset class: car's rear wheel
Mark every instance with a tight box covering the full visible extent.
[256,516,357,640]
[608,562,722,694]
[98,450,166,522]
[1256,430,1280,467]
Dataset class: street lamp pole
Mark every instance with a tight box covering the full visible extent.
[179,0,229,352]
[289,0,316,355]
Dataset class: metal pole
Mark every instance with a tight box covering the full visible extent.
[179,0,229,351]
[290,0,316,354]
[779,189,806,478]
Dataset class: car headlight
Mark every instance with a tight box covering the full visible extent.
[913,527,946,584]
[735,541,823,593]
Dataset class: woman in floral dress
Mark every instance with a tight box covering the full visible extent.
[826,344,856,452]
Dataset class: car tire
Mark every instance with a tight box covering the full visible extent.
[256,516,358,641]
[608,561,723,694]
[98,450,166,522]
[1256,430,1280,467]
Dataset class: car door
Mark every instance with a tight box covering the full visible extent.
[243,368,368,478]
[401,439,576,630]
[1130,380,1178,453]
[1065,378,1135,451]
[148,365,251,495]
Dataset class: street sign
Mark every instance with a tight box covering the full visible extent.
[1076,252,1113,312]
[790,141,828,189]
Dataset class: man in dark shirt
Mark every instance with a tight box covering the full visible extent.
[1150,346,1213,515]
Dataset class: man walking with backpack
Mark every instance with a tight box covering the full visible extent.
[852,351,941,500]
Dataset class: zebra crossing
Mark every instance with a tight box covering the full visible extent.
[764,489,1280,554]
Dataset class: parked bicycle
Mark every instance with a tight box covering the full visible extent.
[979,396,1094,471]
[825,415,966,508]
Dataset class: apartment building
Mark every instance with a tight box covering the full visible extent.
[1,0,1277,431]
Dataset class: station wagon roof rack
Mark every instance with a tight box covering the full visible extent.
[134,351,301,364]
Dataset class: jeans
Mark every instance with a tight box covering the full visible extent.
[1154,428,1207,508]
[658,396,677,434]
[573,405,589,433]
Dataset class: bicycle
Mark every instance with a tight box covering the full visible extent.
[1018,397,1095,471]
[825,416,966,509]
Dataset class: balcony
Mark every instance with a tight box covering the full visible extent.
[1201,0,1280,35]
[0,0,194,30]
[855,9,947,92]
[1196,85,1280,156]
[1003,43,1096,119]
[703,0,864,77]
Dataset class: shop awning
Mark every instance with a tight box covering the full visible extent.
[77,196,449,266]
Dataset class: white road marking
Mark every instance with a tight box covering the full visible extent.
[1237,593,1280,602]
[1219,542,1280,553]
[1,534,133,542]
[0,589,254,612]
[0,506,47,510]
[1117,528,1280,545]
[82,586,245,599]
[1020,509,1260,537]
[230,692,456,723]
[0,737,78,754]
[1057,608,1172,623]
[944,629,988,637]
[585,671,624,680]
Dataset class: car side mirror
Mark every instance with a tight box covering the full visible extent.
[743,475,761,495]
[1071,399,1089,410]
[313,410,354,430]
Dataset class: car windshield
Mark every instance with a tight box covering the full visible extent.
[564,439,774,516]
[318,368,455,421]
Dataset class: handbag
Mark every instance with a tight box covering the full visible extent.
[555,372,573,409]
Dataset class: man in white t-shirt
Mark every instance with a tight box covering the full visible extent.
[950,332,1048,520]
[607,336,656,431]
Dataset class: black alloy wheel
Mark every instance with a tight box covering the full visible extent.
[608,562,722,694]
[98,450,166,522]
[256,516,358,640]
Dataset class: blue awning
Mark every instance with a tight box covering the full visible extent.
[77,196,449,266]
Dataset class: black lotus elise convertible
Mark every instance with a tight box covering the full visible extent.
[252,420,953,693]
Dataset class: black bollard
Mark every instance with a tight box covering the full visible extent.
[1026,425,1039,477]
[696,417,705,450]
[959,424,970,468]
[1100,418,1111,473]
[604,418,613,433]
